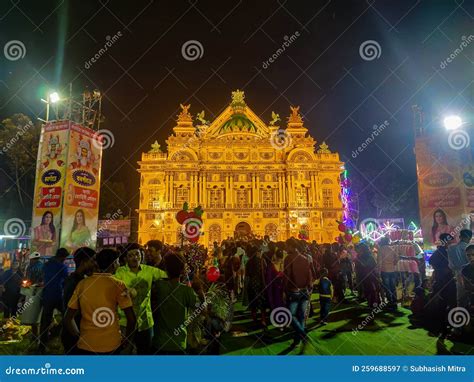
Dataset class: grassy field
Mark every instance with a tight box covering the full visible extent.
[219,295,474,355]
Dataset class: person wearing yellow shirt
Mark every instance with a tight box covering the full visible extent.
[114,244,166,354]
[64,248,136,355]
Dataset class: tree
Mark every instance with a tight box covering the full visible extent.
[0,114,40,208]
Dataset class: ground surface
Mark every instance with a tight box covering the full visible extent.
[220,296,473,355]
[0,294,472,356]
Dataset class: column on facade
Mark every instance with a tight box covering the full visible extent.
[230,173,234,207]
[203,173,207,206]
[311,173,317,207]
[189,174,196,206]
[197,174,200,206]
[194,173,198,206]
[164,174,168,205]
[225,174,229,207]
[194,173,198,205]
[189,174,194,205]
[288,173,293,207]
[252,174,256,206]
[170,174,174,208]
[256,173,260,206]
[278,174,283,207]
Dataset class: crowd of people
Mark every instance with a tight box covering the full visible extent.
[0,229,473,355]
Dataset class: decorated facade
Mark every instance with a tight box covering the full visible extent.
[138,91,343,246]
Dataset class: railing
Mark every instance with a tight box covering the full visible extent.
[209,203,225,209]
[235,203,252,209]
[142,152,167,160]
[261,203,279,208]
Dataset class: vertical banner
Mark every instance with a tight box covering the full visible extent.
[60,123,102,253]
[415,129,472,248]
[31,121,70,256]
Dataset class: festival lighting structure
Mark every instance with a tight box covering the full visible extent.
[359,219,384,242]
[39,85,103,130]
[340,170,358,230]
[49,91,60,103]
[443,115,463,130]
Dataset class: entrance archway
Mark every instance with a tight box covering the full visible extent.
[234,221,251,239]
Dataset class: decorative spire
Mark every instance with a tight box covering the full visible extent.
[230,89,246,114]
[317,141,331,154]
[149,140,161,153]
[287,105,303,125]
[231,89,245,105]
[177,103,192,123]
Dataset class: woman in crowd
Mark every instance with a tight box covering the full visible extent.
[245,245,267,327]
[355,243,380,308]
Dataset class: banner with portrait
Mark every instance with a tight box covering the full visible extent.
[59,123,103,254]
[416,129,472,248]
[31,121,70,256]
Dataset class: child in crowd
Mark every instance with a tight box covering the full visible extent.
[410,278,429,319]
[151,253,199,355]
[318,268,333,325]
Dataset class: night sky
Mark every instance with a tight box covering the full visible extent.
[1,0,473,225]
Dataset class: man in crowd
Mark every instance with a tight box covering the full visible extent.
[151,253,198,355]
[115,243,166,354]
[377,237,398,309]
[26,252,44,285]
[38,248,69,352]
[448,229,472,308]
[0,262,23,318]
[61,247,96,354]
[283,238,313,347]
[145,240,164,268]
[64,248,136,355]
[429,233,456,308]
